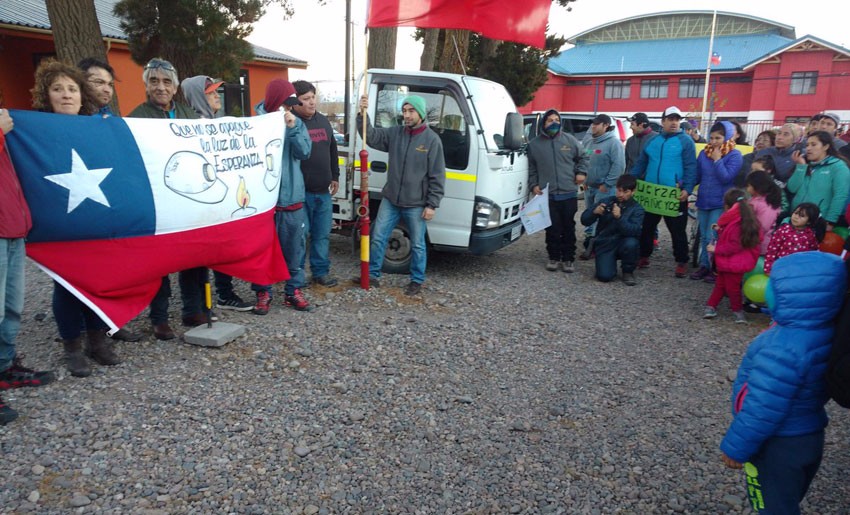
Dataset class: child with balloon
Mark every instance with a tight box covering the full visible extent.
[703,189,763,323]
[763,203,825,276]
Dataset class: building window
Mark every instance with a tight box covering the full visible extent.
[679,78,705,99]
[790,72,818,95]
[640,79,668,99]
[604,80,630,99]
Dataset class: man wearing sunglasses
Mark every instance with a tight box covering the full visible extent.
[129,58,208,340]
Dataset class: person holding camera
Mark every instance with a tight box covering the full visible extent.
[580,175,645,285]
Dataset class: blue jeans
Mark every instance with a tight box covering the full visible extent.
[0,238,25,372]
[52,282,107,340]
[583,186,608,237]
[370,201,427,284]
[302,191,333,279]
[149,268,209,324]
[253,208,307,296]
[594,237,639,281]
[697,208,723,269]
[744,431,824,515]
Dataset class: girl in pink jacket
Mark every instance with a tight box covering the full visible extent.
[704,189,763,324]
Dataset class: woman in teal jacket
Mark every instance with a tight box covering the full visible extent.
[787,131,850,227]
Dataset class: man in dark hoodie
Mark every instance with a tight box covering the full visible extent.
[292,80,340,288]
[625,113,657,174]
[527,109,589,273]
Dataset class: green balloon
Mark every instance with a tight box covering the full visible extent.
[743,274,769,304]
[744,256,766,282]
[833,227,849,240]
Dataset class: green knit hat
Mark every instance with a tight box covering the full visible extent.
[402,95,427,122]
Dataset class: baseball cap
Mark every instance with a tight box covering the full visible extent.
[822,112,841,125]
[680,121,693,131]
[627,112,649,125]
[662,106,683,119]
[205,77,224,94]
[591,114,612,125]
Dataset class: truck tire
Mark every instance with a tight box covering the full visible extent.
[381,222,412,274]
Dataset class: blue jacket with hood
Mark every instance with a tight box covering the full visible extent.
[720,251,848,463]
[631,127,697,194]
[695,121,743,210]
[255,100,312,208]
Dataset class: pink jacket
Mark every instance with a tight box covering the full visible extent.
[748,195,780,255]
[714,203,761,274]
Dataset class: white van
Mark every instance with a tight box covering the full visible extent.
[333,69,528,273]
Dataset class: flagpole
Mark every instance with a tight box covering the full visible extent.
[358,28,371,290]
[700,10,718,134]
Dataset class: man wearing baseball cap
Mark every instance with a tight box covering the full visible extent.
[251,79,314,314]
[580,113,625,260]
[817,112,846,150]
[631,106,698,278]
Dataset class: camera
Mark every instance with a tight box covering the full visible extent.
[603,200,619,213]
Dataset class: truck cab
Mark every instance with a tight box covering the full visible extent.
[334,69,528,273]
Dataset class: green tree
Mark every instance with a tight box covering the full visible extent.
[113,0,294,81]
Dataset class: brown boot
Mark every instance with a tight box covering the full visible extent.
[85,330,122,366]
[63,337,91,377]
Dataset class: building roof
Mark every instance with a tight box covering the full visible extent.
[549,33,793,76]
[568,11,796,44]
[0,0,307,67]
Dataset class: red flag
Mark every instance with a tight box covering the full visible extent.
[367,0,551,49]
[711,51,722,66]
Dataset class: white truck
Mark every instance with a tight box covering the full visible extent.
[333,69,528,273]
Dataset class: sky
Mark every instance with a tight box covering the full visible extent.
[247,0,848,100]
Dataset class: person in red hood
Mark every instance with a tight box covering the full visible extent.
[0,108,56,425]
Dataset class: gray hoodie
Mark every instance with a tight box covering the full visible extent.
[584,129,625,190]
[180,76,221,119]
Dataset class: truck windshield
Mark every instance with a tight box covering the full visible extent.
[463,77,518,152]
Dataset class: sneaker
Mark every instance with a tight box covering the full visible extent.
[216,294,254,312]
[703,306,718,319]
[637,257,650,269]
[545,260,559,271]
[734,311,749,324]
[674,263,688,278]
[404,282,422,296]
[351,276,381,288]
[284,289,313,312]
[253,291,272,315]
[561,261,575,273]
[703,272,716,284]
[0,358,56,389]
[743,302,762,314]
[622,273,636,286]
[0,394,18,426]
[312,275,339,287]
[690,267,710,280]
[653,238,660,250]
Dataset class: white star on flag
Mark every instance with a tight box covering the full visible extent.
[45,149,113,213]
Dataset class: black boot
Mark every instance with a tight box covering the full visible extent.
[63,337,91,377]
[85,330,122,366]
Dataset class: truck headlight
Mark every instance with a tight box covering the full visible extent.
[473,197,501,229]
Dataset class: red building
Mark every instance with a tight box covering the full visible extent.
[0,0,306,116]
[523,11,850,136]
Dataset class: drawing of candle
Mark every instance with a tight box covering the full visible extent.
[232,175,257,217]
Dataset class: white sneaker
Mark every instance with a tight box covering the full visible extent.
[545,260,559,271]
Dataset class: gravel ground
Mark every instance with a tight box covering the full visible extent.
[2,209,850,514]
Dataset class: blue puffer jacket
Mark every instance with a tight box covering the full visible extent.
[720,251,847,463]
[695,121,742,210]
[630,129,697,194]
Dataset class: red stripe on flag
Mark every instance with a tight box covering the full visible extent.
[367,0,551,48]
[26,210,289,329]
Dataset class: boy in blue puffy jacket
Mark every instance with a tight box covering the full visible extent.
[720,251,847,514]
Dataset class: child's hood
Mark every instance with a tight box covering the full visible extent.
[768,251,847,327]
[717,121,735,142]
[716,201,741,228]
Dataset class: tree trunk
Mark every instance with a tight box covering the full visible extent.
[45,0,120,113]
[419,29,440,71]
[46,0,106,66]
[367,27,397,69]
[437,30,470,74]
[475,37,502,77]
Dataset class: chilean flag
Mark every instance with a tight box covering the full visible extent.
[6,110,290,330]
[711,51,722,66]
[367,0,551,49]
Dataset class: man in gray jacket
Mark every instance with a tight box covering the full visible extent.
[356,94,445,296]
[580,114,625,259]
[527,109,589,273]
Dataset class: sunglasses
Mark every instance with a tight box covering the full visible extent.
[145,59,175,72]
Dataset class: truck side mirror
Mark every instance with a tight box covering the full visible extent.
[502,112,523,151]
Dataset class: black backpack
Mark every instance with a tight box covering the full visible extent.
[826,259,850,407]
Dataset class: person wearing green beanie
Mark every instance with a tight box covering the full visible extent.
[354,94,446,296]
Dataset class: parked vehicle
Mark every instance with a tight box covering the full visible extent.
[334,69,528,273]
[522,112,633,144]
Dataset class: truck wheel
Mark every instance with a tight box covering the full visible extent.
[381,222,412,274]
